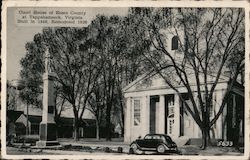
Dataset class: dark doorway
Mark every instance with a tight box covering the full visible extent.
[226,93,244,147]
[150,96,159,134]
[165,95,168,134]
[180,93,189,136]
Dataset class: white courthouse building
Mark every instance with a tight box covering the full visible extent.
[122,33,244,144]
[123,72,244,144]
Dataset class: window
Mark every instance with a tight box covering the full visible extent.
[152,135,161,139]
[167,94,174,115]
[202,92,213,117]
[134,99,141,126]
[165,136,172,142]
[160,136,166,142]
[144,135,152,139]
[169,107,174,115]
[172,36,179,50]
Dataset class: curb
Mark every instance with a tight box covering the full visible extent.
[11,143,130,154]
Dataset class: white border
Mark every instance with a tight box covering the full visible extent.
[1,1,249,159]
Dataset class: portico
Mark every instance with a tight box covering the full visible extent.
[124,91,185,143]
[123,72,244,144]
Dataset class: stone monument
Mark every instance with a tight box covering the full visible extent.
[36,48,59,147]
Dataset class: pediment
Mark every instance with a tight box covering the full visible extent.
[123,72,171,93]
[123,68,228,93]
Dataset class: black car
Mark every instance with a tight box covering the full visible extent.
[130,134,178,154]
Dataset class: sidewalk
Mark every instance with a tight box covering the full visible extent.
[59,138,129,146]
[58,138,131,153]
[178,145,243,156]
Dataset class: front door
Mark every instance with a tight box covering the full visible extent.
[165,94,175,136]
[150,96,159,134]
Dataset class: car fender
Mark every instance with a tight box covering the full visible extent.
[158,143,169,150]
[130,141,143,150]
[130,141,140,147]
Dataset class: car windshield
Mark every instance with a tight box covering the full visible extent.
[164,136,172,142]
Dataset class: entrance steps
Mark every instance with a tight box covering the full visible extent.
[173,136,189,147]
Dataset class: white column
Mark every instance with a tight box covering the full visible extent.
[158,95,165,134]
[193,92,199,138]
[124,97,132,143]
[28,122,31,135]
[142,96,150,136]
[155,102,159,133]
[216,90,223,139]
[174,93,180,138]
[146,96,150,134]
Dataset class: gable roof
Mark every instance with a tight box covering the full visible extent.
[123,68,229,93]
[122,70,154,92]
[7,110,23,122]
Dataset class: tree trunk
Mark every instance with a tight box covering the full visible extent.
[200,123,212,150]
[96,119,100,140]
[106,103,112,141]
[206,126,211,146]
[119,95,125,136]
[201,128,207,150]
[205,112,212,146]
[74,118,79,141]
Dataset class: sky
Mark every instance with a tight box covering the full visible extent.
[7,7,129,81]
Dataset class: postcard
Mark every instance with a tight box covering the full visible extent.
[1,1,249,159]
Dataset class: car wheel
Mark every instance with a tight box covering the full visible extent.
[130,143,143,155]
[157,144,166,153]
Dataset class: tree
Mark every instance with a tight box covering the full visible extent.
[20,27,102,140]
[54,92,67,122]
[90,15,124,140]
[89,15,149,140]
[44,27,103,140]
[19,40,44,109]
[127,8,244,149]
[86,83,105,140]
[19,14,147,140]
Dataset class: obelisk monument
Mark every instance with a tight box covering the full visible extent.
[36,48,59,147]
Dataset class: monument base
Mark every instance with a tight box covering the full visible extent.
[36,122,59,147]
[40,122,57,141]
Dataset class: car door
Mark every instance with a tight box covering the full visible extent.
[151,135,162,148]
[138,135,153,148]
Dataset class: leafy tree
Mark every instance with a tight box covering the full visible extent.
[89,15,149,140]
[19,40,44,108]
[19,14,147,140]
[86,84,106,140]
[89,15,124,140]
[20,27,102,140]
[43,27,103,140]
[127,8,244,149]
